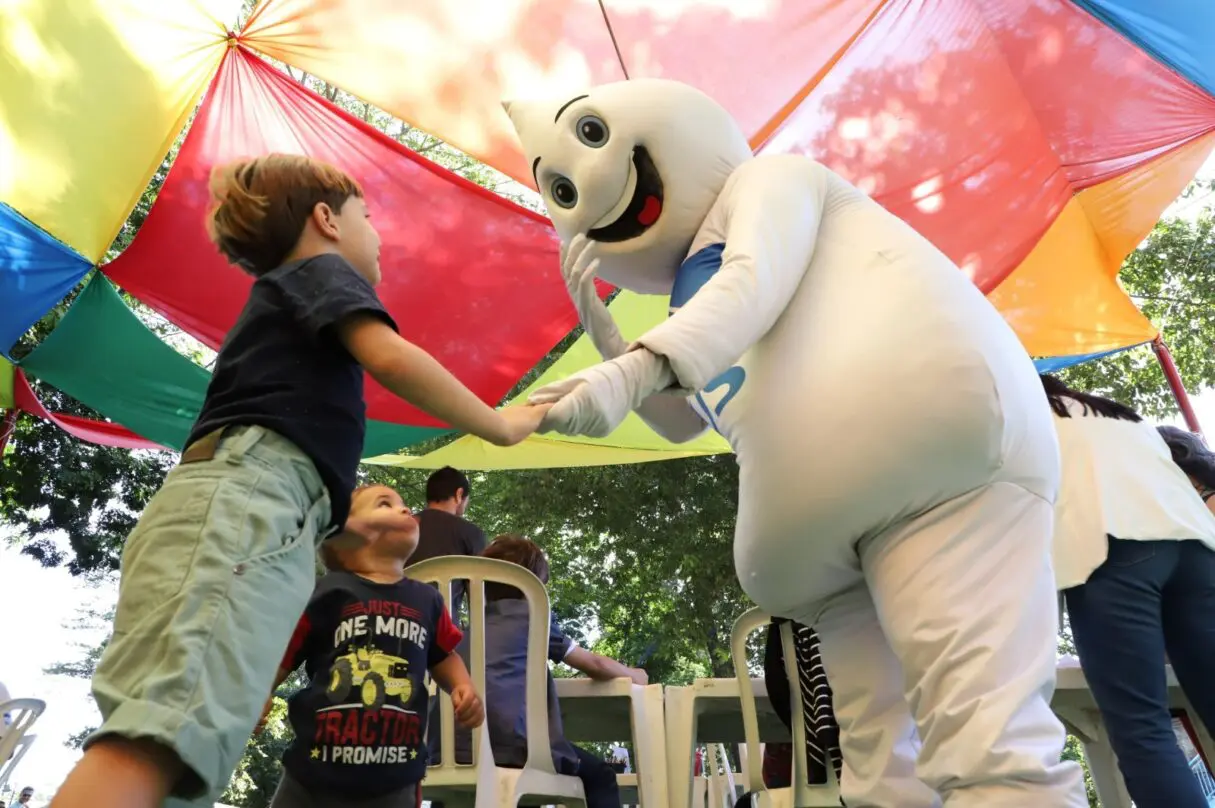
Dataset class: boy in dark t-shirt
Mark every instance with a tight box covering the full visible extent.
[265,484,483,808]
[55,155,539,808]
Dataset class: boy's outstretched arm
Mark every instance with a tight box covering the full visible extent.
[564,648,648,686]
[338,314,549,446]
[431,653,484,729]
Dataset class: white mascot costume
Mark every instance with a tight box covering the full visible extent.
[506,80,1085,807]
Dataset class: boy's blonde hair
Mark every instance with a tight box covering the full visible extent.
[206,154,363,276]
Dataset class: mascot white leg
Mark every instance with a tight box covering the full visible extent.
[504,79,1086,807]
[813,583,939,807]
[817,483,1074,807]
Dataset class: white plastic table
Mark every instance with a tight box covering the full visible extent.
[664,667,1210,808]
[556,679,670,808]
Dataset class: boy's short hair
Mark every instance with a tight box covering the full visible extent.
[206,153,363,277]
[482,534,549,601]
[426,466,471,502]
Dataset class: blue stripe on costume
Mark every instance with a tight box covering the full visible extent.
[669,243,743,435]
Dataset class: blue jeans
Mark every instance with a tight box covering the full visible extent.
[1065,537,1215,807]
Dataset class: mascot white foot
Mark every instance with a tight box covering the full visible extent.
[505,80,1085,807]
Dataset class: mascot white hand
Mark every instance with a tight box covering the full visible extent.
[561,234,627,360]
[505,80,1084,807]
[529,348,672,437]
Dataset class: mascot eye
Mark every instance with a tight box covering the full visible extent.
[550,176,579,209]
[575,115,610,148]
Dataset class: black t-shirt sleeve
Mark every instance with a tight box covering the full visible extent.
[269,254,397,338]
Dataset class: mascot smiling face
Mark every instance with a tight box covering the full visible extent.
[504,79,752,294]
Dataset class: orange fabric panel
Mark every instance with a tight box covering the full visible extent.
[1078,132,1215,274]
[989,198,1156,358]
[240,0,626,187]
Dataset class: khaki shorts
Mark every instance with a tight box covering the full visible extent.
[88,425,333,804]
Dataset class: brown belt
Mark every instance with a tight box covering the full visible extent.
[180,427,227,465]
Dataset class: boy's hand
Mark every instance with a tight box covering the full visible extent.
[451,683,485,729]
[493,403,553,446]
[629,668,649,686]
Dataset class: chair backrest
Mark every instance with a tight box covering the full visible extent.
[730,609,840,805]
[0,699,45,791]
[0,733,36,792]
[405,555,557,775]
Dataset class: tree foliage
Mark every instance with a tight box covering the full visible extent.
[1060,213,1215,419]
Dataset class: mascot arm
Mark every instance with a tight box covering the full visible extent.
[635,393,709,443]
[635,155,826,392]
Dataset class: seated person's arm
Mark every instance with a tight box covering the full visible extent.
[564,647,648,686]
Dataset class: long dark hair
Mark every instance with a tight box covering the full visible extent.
[1157,426,1215,491]
[1040,374,1142,422]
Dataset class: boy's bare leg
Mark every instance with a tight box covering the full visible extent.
[51,738,183,808]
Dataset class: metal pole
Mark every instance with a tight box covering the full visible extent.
[1152,337,1202,434]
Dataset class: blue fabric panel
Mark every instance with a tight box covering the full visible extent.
[1070,1,1215,96]
[1033,343,1144,373]
[0,203,91,356]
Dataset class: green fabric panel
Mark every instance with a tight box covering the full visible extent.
[0,355,12,409]
[20,275,442,454]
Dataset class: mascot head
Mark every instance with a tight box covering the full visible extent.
[504,79,752,294]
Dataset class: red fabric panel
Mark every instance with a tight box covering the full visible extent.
[973,0,1215,189]
[601,0,888,144]
[104,48,571,429]
[756,0,1215,293]
[13,369,167,451]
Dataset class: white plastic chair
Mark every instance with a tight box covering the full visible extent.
[0,698,45,791]
[705,744,741,808]
[406,556,587,808]
[731,609,840,808]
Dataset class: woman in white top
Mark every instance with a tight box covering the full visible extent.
[1045,375,1215,808]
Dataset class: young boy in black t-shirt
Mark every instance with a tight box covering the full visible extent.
[53,155,543,808]
[265,484,483,808]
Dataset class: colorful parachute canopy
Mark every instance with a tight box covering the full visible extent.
[103,46,575,430]
[13,366,165,451]
[1,0,1214,469]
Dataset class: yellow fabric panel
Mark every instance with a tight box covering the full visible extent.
[0,0,240,260]
[0,356,13,409]
[989,198,1157,358]
[1078,133,1215,275]
[365,291,731,470]
[241,0,625,187]
[362,433,718,471]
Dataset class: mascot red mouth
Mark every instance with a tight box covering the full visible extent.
[588,146,664,243]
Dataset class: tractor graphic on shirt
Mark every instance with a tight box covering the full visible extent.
[326,647,413,710]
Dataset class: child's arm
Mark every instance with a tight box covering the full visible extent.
[564,648,649,686]
[431,653,484,729]
[338,314,548,446]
